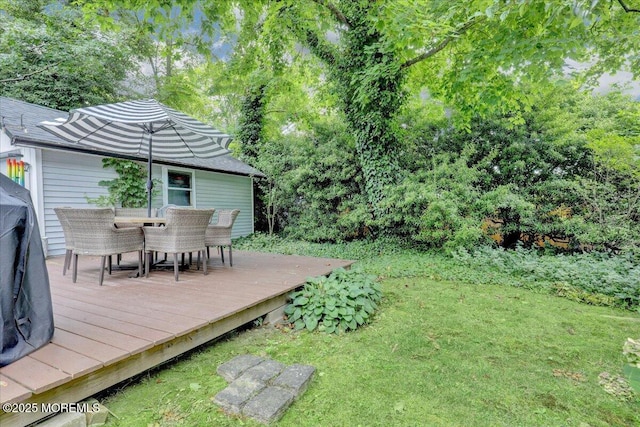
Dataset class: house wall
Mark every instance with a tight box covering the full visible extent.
[41,149,255,257]
[42,150,117,257]
[194,170,254,237]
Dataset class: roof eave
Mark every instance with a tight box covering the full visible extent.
[11,136,266,178]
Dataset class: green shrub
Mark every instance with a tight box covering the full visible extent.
[453,247,640,311]
[284,268,382,334]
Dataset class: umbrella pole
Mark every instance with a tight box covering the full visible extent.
[147,135,153,218]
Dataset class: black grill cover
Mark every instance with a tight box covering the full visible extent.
[1,173,54,366]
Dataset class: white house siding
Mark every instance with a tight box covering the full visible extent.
[194,170,254,237]
[42,150,117,256]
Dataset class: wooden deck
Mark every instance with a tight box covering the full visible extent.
[0,250,352,427]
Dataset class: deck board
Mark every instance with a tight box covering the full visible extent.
[1,250,353,427]
[50,329,128,365]
[50,297,184,335]
[28,344,100,379]
[0,357,69,394]
[53,308,173,345]
[53,315,154,353]
[0,374,33,404]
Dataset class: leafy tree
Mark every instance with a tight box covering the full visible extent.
[49,0,640,247]
[0,0,138,110]
[76,0,640,226]
[279,117,370,242]
[268,0,639,225]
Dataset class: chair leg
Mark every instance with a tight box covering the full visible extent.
[220,246,225,264]
[108,255,112,275]
[138,251,143,277]
[229,245,233,267]
[145,252,151,278]
[202,250,207,275]
[72,254,78,283]
[196,251,201,270]
[173,253,179,281]
[63,249,71,275]
[206,247,210,259]
[99,256,106,286]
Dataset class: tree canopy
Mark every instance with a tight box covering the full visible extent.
[2,0,638,250]
[0,0,142,110]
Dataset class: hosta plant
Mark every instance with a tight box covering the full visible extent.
[284,268,382,334]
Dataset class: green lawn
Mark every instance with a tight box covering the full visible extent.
[101,244,639,426]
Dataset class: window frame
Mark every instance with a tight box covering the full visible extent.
[162,166,196,207]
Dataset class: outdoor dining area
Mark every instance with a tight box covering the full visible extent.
[54,206,240,285]
[0,98,354,427]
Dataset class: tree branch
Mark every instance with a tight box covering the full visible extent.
[311,0,351,28]
[401,15,486,70]
[278,4,337,64]
[304,29,338,64]
[617,0,640,13]
[0,62,60,83]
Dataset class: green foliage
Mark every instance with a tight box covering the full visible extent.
[401,86,640,252]
[277,1,409,220]
[278,119,371,242]
[625,338,640,369]
[379,150,512,251]
[453,247,640,311]
[234,232,414,260]
[284,268,382,334]
[86,158,153,208]
[14,0,638,251]
[552,282,619,307]
[237,234,639,312]
[0,2,137,110]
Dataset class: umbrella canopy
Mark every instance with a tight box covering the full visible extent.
[38,99,233,216]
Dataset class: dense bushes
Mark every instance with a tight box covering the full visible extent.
[247,87,638,253]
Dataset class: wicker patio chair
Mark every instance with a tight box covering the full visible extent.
[114,207,158,264]
[53,207,74,276]
[205,209,240,267]
[64,208,144,286]
[142,207,215,281]
[156,204,177,217]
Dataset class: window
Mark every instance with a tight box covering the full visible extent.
[167,170,193,206]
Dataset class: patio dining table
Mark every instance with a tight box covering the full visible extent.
[114,216,166,226]
[112,217,166,277]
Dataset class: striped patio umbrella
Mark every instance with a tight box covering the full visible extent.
[38,99,232,216]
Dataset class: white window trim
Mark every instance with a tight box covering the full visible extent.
[162,166,196,207]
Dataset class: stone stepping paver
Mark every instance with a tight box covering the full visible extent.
[213,355,316,424]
